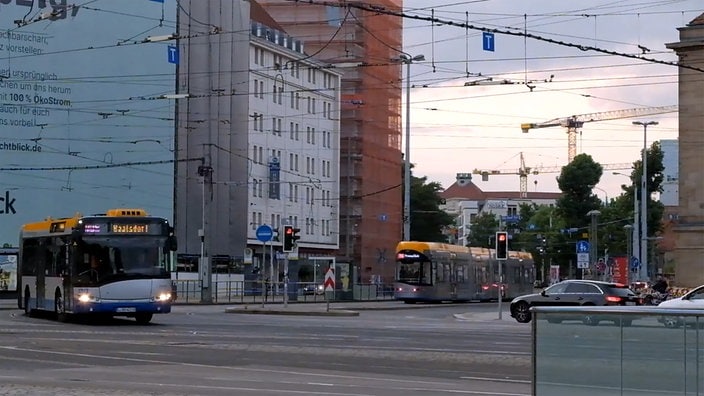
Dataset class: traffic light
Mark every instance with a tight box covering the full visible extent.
[282,225,300,252]
[496,231,508,260]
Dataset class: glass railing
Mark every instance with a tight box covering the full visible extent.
[532,306,703,396]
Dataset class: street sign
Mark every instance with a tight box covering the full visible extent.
[576,240,590,254]
[630,256,640,271]
[324,267,335,291]
[482,32,495,52]
[255,224,273,242]
[167,45,178,64]
[577,252,589,269]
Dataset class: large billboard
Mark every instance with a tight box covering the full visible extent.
[0,1,177,245]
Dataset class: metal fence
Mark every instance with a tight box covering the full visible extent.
[173,279,395,304]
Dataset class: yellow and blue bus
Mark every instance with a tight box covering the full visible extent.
[394,241,534,303]
[18,208,177,324]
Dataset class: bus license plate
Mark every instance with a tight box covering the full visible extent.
[116,307,136,313]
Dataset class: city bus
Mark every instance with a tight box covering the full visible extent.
[394,241,534,303]
[18,208,177,323]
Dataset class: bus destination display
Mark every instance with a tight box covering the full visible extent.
[83,222,153,234]
[111,224,149,234]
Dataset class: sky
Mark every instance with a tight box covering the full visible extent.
[399,0,700,201]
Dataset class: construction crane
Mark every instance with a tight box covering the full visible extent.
[472,152,632,198]
[520,105,678,162]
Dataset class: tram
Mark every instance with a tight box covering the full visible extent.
[394,241,534,303]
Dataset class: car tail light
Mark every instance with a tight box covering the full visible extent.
[482,285,489,290]
[605,296,622,303]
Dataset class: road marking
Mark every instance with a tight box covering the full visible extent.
[460,376,531,384]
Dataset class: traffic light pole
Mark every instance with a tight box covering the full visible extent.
[495,231,508,320]
[283,255,289,308]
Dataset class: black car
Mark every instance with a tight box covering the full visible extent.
[509,279,642,325]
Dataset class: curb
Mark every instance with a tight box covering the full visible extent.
[224,307,360,316]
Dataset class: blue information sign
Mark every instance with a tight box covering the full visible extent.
[168,45,179,64]
[576,240,590,254]
[256,224,273,243]
[630,256,640,270]
[482,32,495,52]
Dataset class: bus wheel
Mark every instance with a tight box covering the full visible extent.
[135,313,153,324]
[23,288,32,317]
[55,290,68,323]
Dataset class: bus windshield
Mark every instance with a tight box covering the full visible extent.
[78,237,170,283]
[398,260,432,285]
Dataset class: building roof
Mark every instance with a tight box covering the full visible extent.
[250,0,286,31]
[690,12,704,26]
[441,180,562,201]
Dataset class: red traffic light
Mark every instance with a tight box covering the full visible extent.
[498,233,507,242]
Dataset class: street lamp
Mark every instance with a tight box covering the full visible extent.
[593,186,608,206]
[394,53,425,241]
[613,171,639,274]
[633,121,658,281]
[587,210,601,280]
[623,224,633,285]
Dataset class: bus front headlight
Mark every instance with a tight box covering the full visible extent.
[155,292,172,302]
[78,293,96,303]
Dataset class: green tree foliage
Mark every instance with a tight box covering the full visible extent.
[467,212,499,248]
[410,175,454,241]
[555,154,603,230]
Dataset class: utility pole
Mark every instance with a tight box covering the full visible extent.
[198,164,213,304]
[587,210,601,280]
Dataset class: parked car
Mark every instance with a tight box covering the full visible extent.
[657,284,704,328]
[509,279,642,325]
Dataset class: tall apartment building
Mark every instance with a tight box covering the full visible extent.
[174,2,341,285]
[248,18,342,276]
[258,1,404,284]
[666,13,704,287]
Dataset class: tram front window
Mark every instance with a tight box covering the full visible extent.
[398,261,432,285]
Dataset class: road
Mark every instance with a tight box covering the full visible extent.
[0,303,532,396]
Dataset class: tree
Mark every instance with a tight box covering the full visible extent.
[467,212,499,248]
[555,154,603,231]
[410,174,454,241]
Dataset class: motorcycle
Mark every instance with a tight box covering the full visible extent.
[642,291,670,306]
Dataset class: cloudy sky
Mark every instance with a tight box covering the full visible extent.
[397,0,700,200]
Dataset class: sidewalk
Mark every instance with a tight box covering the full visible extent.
[0,299,16,310]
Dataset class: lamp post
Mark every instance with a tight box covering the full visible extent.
[633,121,658,281]
[613,171,639,276]
[593,186,609,206]
[623,224,633,285]
[395,53,425,241]
[587,210,601,280]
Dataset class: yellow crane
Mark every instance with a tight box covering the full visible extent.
[520,105,678,162]
[473,152,632,198]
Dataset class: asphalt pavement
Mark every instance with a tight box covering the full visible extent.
[0,297,517,322]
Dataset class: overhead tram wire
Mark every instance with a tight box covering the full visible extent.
[282,0,704,74]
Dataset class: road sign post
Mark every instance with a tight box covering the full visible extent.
[255,225,274,308]
[576,240,590,279]
[324,266,335,312]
